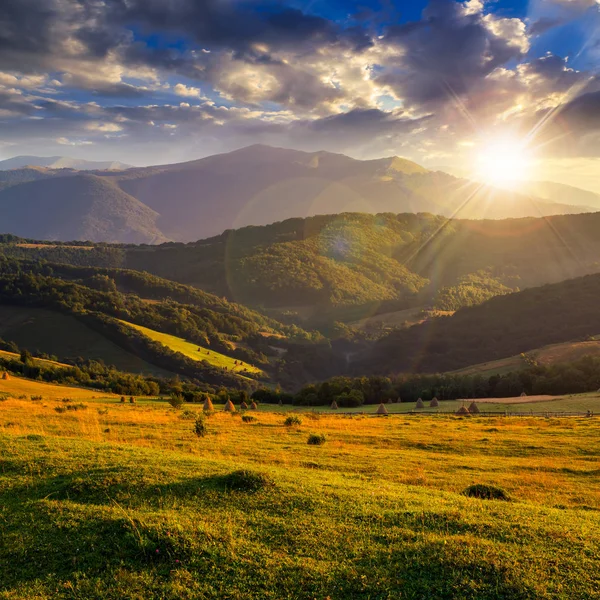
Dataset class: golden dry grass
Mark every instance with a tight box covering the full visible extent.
[1,396,599,509]
[0,375,117,401]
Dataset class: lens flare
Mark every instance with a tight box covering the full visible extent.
[474,138,533,186]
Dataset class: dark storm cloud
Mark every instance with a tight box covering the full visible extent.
[379,0,527,108]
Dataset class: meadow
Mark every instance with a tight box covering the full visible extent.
[1,391,599,599]
[119,320,264,377]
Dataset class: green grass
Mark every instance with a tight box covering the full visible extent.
[1,396,599,599]
[0,305,172,377]
[119,320,264,377]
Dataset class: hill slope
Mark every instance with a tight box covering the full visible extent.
[358,272,600,374]
[0,174,167,244]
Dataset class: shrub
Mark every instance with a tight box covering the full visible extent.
[54,406,66,413]
[30,395,43,401]
[194,416,208,437]
[462,484,510,501]
[65,403,87,411]
[284,415,302,426]
[307,433,326,446]
[222,469,274,492]
[242,415,257,423]
[168,394,184,409]
[179,409,197,420]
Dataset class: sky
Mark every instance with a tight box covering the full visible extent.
[0,0,599,191]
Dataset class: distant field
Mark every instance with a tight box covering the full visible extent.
[119,320,264,376]
[1,396,599,598]
[0,374,117,400]
[0,305,173,377]
[0,349,69,368]
[454,339,600,376]
[224,393,600,415]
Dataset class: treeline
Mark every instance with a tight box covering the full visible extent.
[255,355,600,407]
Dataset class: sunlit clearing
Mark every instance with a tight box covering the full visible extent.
[475,138,533,186]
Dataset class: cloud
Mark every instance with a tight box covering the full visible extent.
[379,0,529,110]
[0,0,598,170]
[173,83,203,98]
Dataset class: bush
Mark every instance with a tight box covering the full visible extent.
[284,415,302,426]
[307,433,326,446]
[222,469,274,492]
[462,484,510,501]
[242,415,257,423]
[179,409,197,420]
[30,395,43,401]
[168,394,184,409]
[194,416,208,437]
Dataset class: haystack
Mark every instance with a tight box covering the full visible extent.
[278,398,283,406]
[468,401,480,414]
[520,391,527,397]
[330,400,338,410]
[224,399,236,412]
[1,371,9,380]
[250,401,258,410]
[416,398,424,409]
[429,397,439,407]
[456,406,469,415]
[240,401,248,410]
[376,403,388,415]
[386,398,392,404]
[203,397,214,412]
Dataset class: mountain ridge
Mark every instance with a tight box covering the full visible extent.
[0,145,597,243]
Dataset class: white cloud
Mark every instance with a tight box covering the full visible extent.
[174,83,203,98]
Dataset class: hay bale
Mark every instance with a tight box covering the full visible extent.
[250,401,258,410]
[330,400,338,410]
[203,397,214,412]
[416,398,424,409]
[224,399,236,412]
[1,371,9,380]
[376,403,388,415]
[469,401,480,414]
[456,405,469,415]
[429,397,439,407]
[240,401,248,410]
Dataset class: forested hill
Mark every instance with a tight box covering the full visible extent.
[4,211,600,324]
[357,272,600,375]
[0,258,330,389]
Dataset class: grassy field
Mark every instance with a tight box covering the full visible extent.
[1,393,599,599]
[454,339,600,377]
[0,306,172,377]
[119,320,264,376]
[0,374,117,401]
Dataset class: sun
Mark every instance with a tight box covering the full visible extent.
[474,138,533,186]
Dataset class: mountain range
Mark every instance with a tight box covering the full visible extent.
[0,155,131,171]
[0,145,597,244]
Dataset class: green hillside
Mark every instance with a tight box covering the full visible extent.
[120,320,265,378]
[0,305,171,376]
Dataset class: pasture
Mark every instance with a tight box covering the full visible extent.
[1,393,599,599]
[119,320,264,376]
